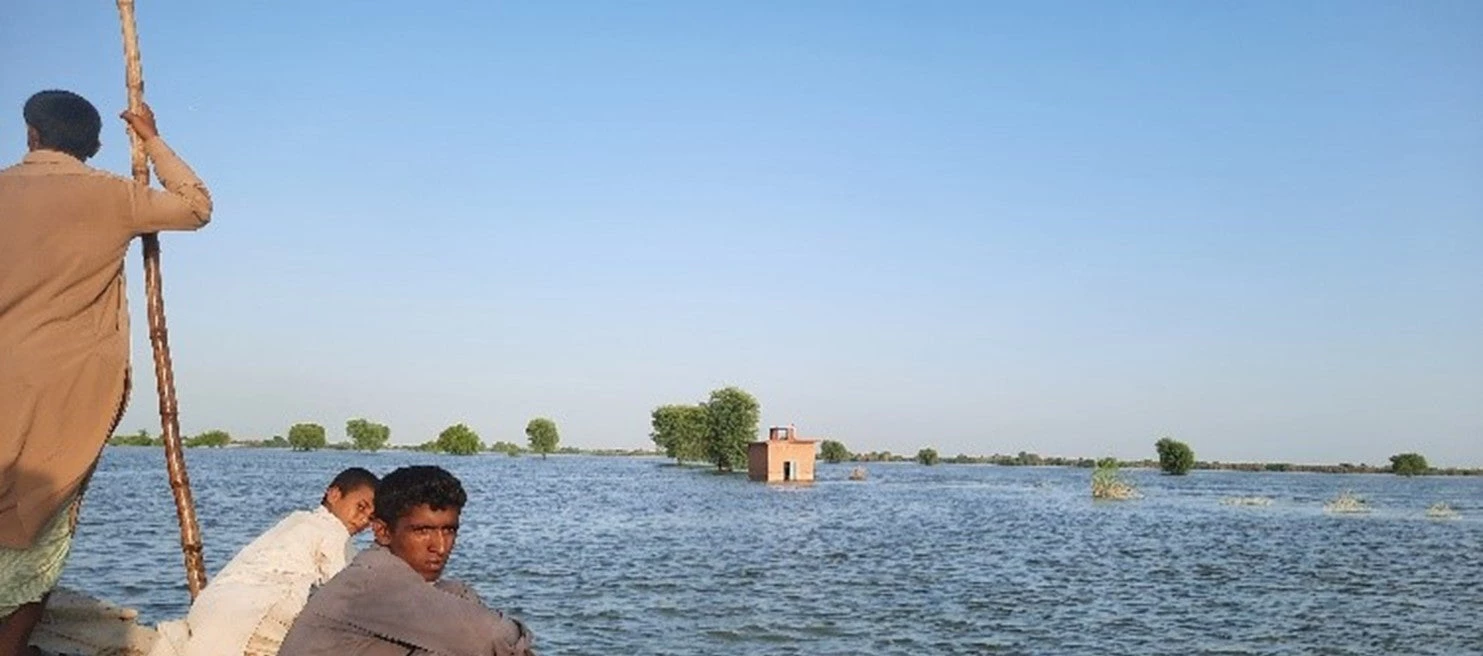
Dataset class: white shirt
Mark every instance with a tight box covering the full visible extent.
[209,506,354,591]
[150,506,356,656]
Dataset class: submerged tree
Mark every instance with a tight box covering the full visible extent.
[437,423,483,455]
[346,418,391,452]
[1155,437,1195,475]
[1389,452,1429,477]
[186,430,231,448]
[819,440,851,464]
[703,387,760,472]
[525,417,560,459]
[288,423,327,451]
[916,447,940,466]
[651,404,709,464]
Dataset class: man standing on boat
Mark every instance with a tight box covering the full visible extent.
[278,466,536,656]
[0,90,212,653]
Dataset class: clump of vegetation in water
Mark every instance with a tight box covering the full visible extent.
[1091,458,1139,500]
[1324,490,1370,514]
[916,448,940,466]
[1155,437,1195,475]
[525,417,561,459]
[1425,502,1459,519]
[820,440,851,463]
[346,418,391,452]
[1389,452,1430,476]
[651,387,760,471]
[650,403,710,465]
[185,429,231,448]
[436,423,483,455]
[288,423,327,451]
[1221,496,1273,506]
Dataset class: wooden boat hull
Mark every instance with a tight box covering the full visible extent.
[30,588,157,656]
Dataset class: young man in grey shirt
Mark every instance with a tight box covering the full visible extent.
[279,466,535,656]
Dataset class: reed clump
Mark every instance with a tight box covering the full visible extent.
[1425,502,1459,519]
[1091,458,1140,500]
[1324,490,1370,514]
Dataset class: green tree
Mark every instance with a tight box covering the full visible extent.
[525,418,560,459]
[288,423,327,451]
[346,418,391,452]
[186,430,232,448]
[1389,452,1429,476]
[1155,437,1195,475]
[819,440,851,464]
[916,447,940,466]
[650,404,709,464]
[437,423,483,455]
[702,387,760,471]
[265,435,289,448]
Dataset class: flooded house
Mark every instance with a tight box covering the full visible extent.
[747,424,817,482]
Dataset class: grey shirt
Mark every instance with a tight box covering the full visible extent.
[278,545,535,656]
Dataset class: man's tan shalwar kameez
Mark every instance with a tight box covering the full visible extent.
[0,137,211,611]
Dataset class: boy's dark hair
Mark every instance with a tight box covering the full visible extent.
[24,90,102,161]
[323,467,379,504]
[373,465,466,526]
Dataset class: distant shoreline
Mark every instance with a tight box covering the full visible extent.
[841,451,1483,476]
[103,442,1482,476]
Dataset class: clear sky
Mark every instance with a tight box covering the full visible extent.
[3,1,1480,465]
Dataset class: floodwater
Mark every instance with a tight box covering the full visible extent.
[65,448,1483,655]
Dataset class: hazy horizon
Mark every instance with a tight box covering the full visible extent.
[5,1,1479,466]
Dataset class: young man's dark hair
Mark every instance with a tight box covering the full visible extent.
[373,465,467,525]
[323,467,379,502]
[319,467,379,535]
[23,90,102,161]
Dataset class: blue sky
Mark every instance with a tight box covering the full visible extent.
[3,1,1479,465]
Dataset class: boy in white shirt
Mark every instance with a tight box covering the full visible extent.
[151,467,378,656]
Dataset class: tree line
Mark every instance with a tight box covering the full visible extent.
[649,386,761,471]
[815,436,1467,476]
[109,416,565,457]
[112,418,1469,477]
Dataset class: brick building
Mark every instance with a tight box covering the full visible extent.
[747,424,817,483]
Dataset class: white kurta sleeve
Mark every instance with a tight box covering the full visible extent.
[315,532,349,585]
[308,510,353,585]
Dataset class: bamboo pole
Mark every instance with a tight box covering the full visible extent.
[116,0,208,600]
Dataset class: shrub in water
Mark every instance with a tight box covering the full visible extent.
[1091,459,1139,500]
[1324,490,1370,514]
[1155,437,1195,475]
[1426,502,1459,519]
